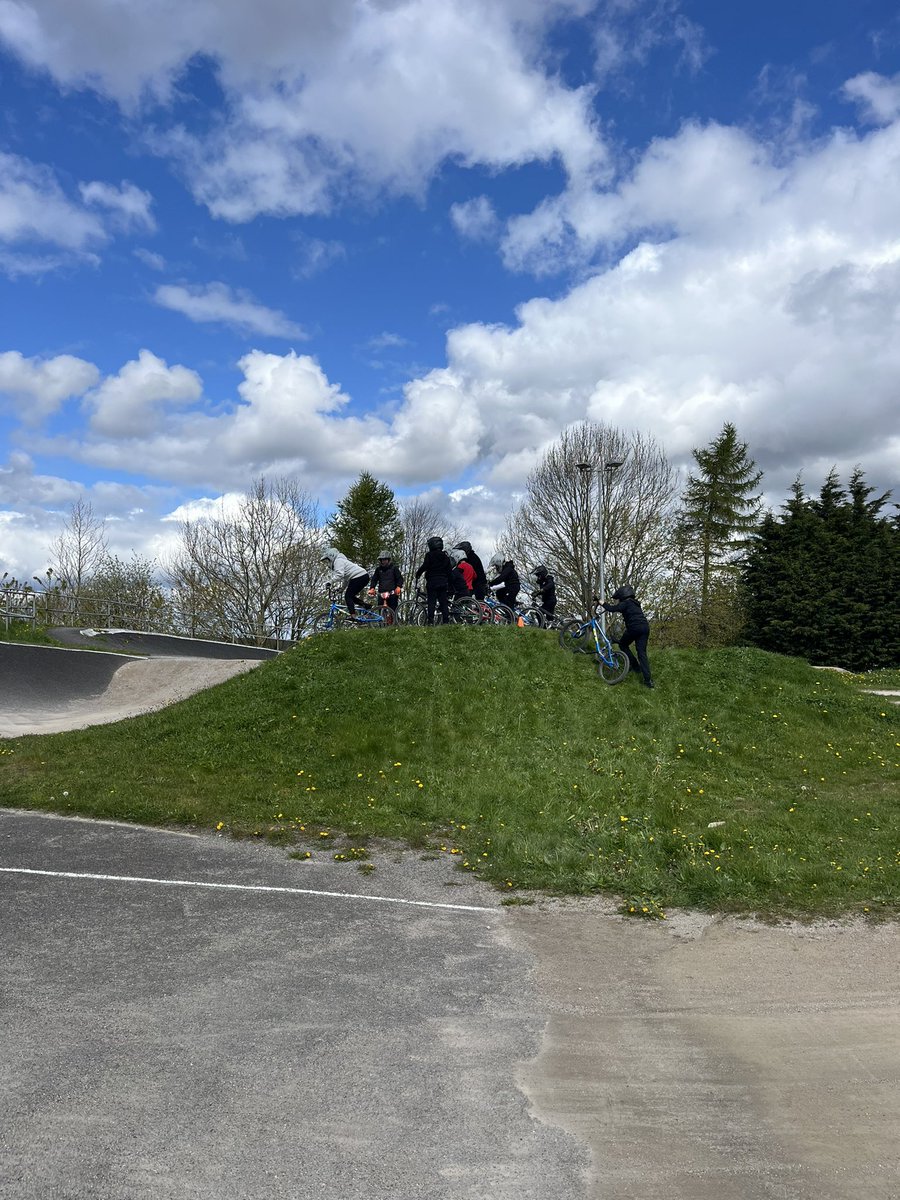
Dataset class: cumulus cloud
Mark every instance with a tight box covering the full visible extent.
[79,179,156,231]
[83,350,203,438]
[0,350,100,423]
[450,195,500,242]
[153,281,306,338]
[0,0,606,220]
[0,151,104,253]
[843,71,900,125]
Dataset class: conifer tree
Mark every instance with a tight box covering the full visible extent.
[677,422,762,645]
[744,470,899,670]
[326,472,403,568]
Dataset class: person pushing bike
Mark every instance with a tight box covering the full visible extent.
[602,584,654,688]
[369,550,403,612]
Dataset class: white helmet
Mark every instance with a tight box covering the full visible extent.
[321,546,339,565]
[488,554,505,572]
[448,547,466,565]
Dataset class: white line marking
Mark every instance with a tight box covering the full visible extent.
[0,808,201,837]
[0,866,498,914]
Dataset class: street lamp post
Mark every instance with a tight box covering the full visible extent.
[576,458,625,632]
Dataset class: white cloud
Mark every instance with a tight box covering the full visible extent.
[134,246,166,270]
[366,332,410,351]
[84,350,203,437]
[292,233,346,278]
[0,1,606,220]
[842,71,900,125]
[0,350,100,423]
[0,150,104,253]
[450,195,499,242]
[153,281,306,339]
[79,179,156,231]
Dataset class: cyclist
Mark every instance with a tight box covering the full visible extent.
[487,554,520,608]
[321,547,369,615]
[368,550,403,613]
[448,547,476,598]
[415,536,453,625]
[452,540,488,600]
[602,584,654,688]
[531,563,557,621]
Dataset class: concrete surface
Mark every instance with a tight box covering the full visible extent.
[0,809,587,1200]
[514,903,900,1199]
[49,628,279,660]
[2,809,898,1199]
[0,640,267,738]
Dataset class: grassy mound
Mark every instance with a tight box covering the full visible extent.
[2,626,897,917]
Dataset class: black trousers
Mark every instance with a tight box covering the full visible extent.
[345,573,370,613]
[619,628,652,683]
[426,582,450,624]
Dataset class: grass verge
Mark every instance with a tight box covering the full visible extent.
[1,627,897,919]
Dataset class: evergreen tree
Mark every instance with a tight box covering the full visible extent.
[744,470,900,670]
[677,422,762,645]
[326,472,403,568]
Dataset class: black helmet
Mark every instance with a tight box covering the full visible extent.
[453,540,473,554]
[533,563,548,579]
[427,536,443,550]
[613,584,636,600]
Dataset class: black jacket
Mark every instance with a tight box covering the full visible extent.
[370,563,403,592]
[488,561,520,604]
[534,573,557,612]
[416,549,454,586]
[454,542,487,591]
[603,596,649,634]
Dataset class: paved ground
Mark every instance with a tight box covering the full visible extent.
[0,639,268,738]
[2,809,898,1200]
[49,628,279,660]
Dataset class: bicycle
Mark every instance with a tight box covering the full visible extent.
[472,591,516,625]
[408,587,481,626]
[312,588,394,633]
[511,593,547,627]
[369,587,401,625]
[558,607,630,684]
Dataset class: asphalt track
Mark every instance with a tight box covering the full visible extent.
[49,627,279,660]
[2,811,899,1198]
[0,634,270,738]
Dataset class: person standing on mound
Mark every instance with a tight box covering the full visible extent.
[602,585,654,688]
[453,540,488,600]
[321,547,369,615]
[415,536,453,625]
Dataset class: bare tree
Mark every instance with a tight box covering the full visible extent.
[397,498,463,592]
[167,476,323,644]
[49,498,108,598]
[501,422,679,614]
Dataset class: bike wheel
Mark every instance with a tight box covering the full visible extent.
[312,611,335,634]
[450,599,481,625]
[558,618,593,653]
[380,606,396,628]
[521,607,545,627]
[597,649,630,684]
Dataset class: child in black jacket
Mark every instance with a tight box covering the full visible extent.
[415,537,453,624]
[602,585,654,687]
[368,551,403,612]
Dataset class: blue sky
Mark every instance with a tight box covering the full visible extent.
[1,0,899,576]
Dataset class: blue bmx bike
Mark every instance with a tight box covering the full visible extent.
[558,609,630,684]
[312,590,395,633]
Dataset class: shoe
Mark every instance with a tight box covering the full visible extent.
[645,679,655,688]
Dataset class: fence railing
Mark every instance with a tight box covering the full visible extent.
[0,587,303,651]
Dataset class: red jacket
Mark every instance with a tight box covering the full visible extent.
[458,560,476,591]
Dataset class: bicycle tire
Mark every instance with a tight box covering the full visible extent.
[488,604,514,625]
[597,649,630,684]
[312,610,336,634]
[377,607,396,628]
[558,618,593,653]
[450,599,481,625]
[521,607,545,627]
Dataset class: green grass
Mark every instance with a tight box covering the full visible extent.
[0,621,62,646]
[2,627,898,919]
